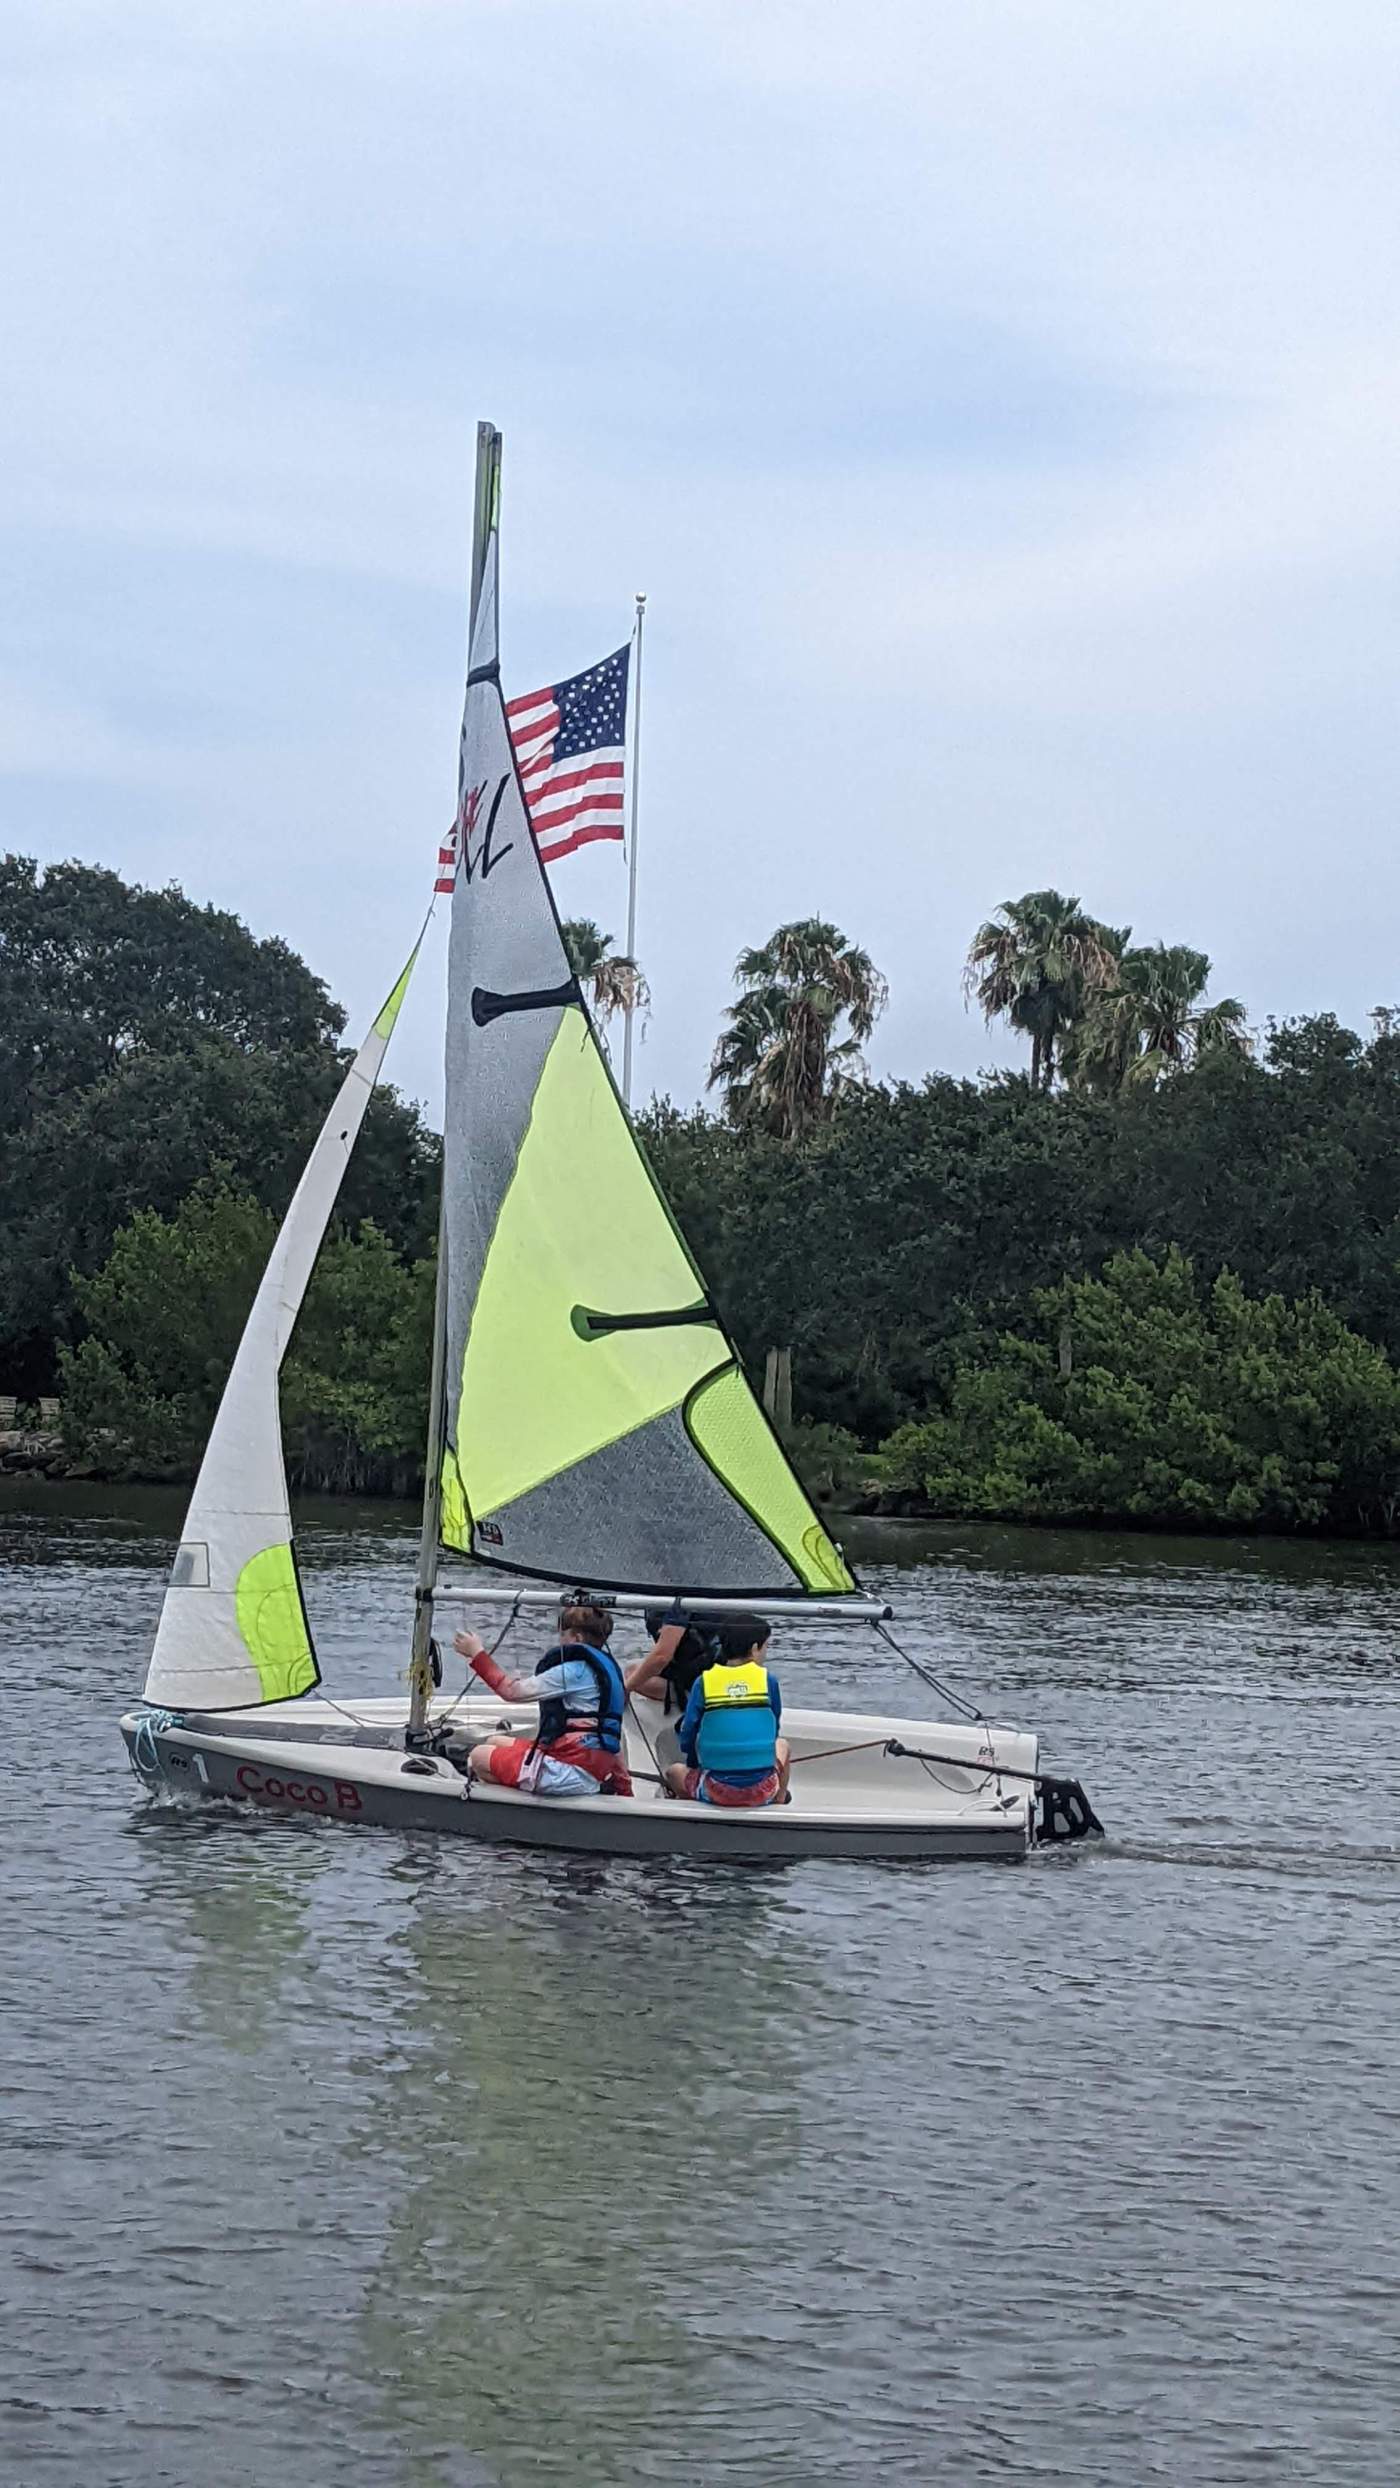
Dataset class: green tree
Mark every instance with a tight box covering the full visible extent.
[645,1073,1124,1439]
[1064,941,1251,1094]
[280,1225,434,1492]
[559,917,649,1048]
[644,1012,1400,1452]
[964,890,1123,1091]
[59,1181,431,1490]
[0,854,341,1103]
[882,1248,1400,1532]
[0,857,437,1390]
[709,917,887,1138]
[59,1183,273,1477]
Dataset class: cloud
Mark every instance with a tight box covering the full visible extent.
[4,1,1400,1113]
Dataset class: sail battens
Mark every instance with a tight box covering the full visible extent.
[571,1303,717,1341]
[471,979,580,1025]
[440,511,855,1599]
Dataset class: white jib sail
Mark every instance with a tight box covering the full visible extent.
[142,951,418,1712]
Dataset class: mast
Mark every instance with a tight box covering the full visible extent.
[621,590,646,1109]
[408,421,502,1738]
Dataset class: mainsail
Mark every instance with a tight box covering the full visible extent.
[143,953,418,1711]
[439,458,854,1598]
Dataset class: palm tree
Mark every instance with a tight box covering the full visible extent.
[964,891,1124,1091]
[708,917,888,1140]
[708,987,787,1129]
[559,918,649,1047]
[1064,942,1251,1094]
[1057,980,1141,1098]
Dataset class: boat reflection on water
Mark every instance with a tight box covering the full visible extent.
[350,1852,822,2482]
[129,1802,336,2055]
[127,1796,829,2483]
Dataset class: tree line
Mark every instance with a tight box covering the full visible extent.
[0,858,437,1483]
[13,856,1400,1535]
[639,902,1400,1533]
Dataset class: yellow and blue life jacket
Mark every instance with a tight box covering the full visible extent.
[694,1660,778,1778]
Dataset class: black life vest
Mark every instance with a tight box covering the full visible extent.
[660,1624,724,1715]
[533,1643,626,1755]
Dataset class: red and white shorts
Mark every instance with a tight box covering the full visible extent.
[678,1767,782,1809]
[478,1736,631,1800]
[480,1737,598,1798]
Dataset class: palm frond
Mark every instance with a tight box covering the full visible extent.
[713,916,886,1136]
[963,889,1123,1086]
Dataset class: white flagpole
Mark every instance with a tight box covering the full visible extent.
[621,591,646,1108]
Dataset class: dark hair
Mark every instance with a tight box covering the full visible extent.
[717,1612,771,1660]
[559,1602,612,1645]
[644,1607,772,1646]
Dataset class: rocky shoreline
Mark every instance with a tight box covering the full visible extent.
[0,1427,96,1481]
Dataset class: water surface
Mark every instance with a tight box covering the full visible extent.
[3,1486,1397,2486]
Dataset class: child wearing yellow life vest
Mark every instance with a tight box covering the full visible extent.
[663,1614,790,1808]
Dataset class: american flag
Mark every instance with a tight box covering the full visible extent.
[436,642,630,892]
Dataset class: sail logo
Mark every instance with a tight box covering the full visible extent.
[235,1764,362,1813]
[458,777,514,885]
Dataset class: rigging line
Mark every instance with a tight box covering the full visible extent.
[874,1618,986,1723]
[787,1736,893,1768]
[871,1615,1012,1802]
[783,1730,1000,1799]
[625,1691,665,1795]
[434,1593,527,1723]
[620,1613,670,1793]
[912,1752,1002,1802]
[305,1688,382,1734]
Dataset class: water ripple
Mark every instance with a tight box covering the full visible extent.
[2,1492,1398,2484]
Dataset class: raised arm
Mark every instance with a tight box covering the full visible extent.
[454,1628,537,1705]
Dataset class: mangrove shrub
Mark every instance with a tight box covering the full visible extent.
[882,1249,1400,1532]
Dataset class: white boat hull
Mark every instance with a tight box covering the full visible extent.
[120,1694,1038,1863]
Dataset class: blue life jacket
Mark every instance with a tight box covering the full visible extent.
[694,1661,778,1778]
[534,1644,625,1754]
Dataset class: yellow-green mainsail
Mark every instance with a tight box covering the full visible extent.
[438,528,853,1597]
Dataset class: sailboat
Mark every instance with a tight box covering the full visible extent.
[120,425,1102,1864]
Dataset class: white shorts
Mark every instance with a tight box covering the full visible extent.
[519,1750,600,1799]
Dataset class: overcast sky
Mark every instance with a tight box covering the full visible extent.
[6,1,1399,1121]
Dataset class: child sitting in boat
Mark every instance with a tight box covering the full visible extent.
[453,1603,634,1799]
[663,1614,790,1808]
